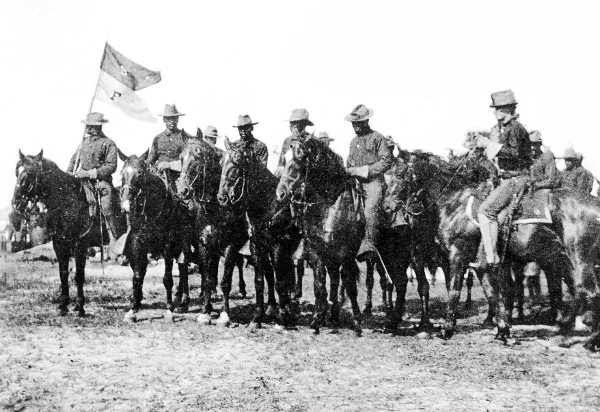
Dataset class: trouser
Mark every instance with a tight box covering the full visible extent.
[477,176,527,264]
[96,180,119,239]
[357,178,385,261]
[160,169,180,195]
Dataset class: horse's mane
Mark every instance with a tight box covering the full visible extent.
[304,137,347,192]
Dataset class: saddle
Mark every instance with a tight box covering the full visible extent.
[466,188,553,226]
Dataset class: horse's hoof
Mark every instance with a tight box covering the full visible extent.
[58,306,68,316]
[363,304,372,317]
[248,320,261,331]
[197,313,211,325]
[481,316,495,328]
[583,334,600,352]
[310,319,320,335]
[353,322,363,337]
[416,320,433,332]
[574,315,591,332]
[174,305,188,314]
[439,324,455,340]
[215,312,231,327]
[76,309,86,318]
[124,309,137,323]
[416,331,431,340]
[265,304,277,319]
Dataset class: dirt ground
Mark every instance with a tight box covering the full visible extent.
[1,255,599,411]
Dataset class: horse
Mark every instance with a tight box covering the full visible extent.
[276,136,364,335]
[416,152,596,343]
[118,150,195,321]
[176,138,223,321]
[216,138,284,328]
[12,150,126,316]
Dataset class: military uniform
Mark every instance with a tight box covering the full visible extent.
[67,127,118,238]
[560,166,594,196]
[237,136,268,167]
[347,129,394,259]
[148,128,190,192]
[530,150,559,189]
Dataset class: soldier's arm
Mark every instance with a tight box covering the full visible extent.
[96,141,118,180]
[66,151,77,173]
[367,136,394,178]
[259,144,268,167]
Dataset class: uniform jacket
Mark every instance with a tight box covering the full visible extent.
[346,130,393,179]
[67,133,117,182]
[490,118,531,173]
[236,136,268,166]
[560,166,594,195]
[148,128,191,165]
[529,150,559,190]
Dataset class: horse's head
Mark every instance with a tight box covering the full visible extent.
[177,139,221,203]
[217,137,254,207]
[275,136,343,203]
[13,149,45,214]
[118,149,149,213]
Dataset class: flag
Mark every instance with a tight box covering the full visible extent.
[94,43,161,122]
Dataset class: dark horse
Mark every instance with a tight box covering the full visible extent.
[12,150,126,316]
[415,152,600,344]
[216,138,283,328]
[276,137,364,335]
[176,139,223,323]
[118,150,195,321]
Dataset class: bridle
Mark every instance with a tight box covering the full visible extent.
[222,149,249,207]
[181,147,213,204]
[14,162,44,215]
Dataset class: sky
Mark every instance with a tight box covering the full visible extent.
[2,0,600,206]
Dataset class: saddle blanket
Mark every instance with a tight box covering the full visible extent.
[466,189,553,226]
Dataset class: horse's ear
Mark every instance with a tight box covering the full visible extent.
[34,149,43,161]
[224,136,231,151]
[139,149,149,163]
[196,127,203,139]
[18,149,25,162]
[117,148,129,162]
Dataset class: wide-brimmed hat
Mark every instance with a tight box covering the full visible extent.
[204,125,219,140]
[529,130,542,143]
[490,90,518,107]
[233,114,258,128]
[317,131,334,142]
[288,108,314,125]
[345,104,373,122]
[82,112,108,126]
[160,104,185,117]
[563,147,578,159]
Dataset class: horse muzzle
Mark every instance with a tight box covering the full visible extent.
[121,199,131,213]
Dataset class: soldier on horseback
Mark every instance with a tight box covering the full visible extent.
[148,104,190,193]
[232,114,268,166]
[277,108,314,177]
[559,147,594,196]
[67,112,119,246]
[344,104,394,263]
[528,130,559,191]
[477,90,532,266]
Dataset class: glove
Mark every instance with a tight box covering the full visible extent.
[157,161,170,171]
[74,169,97,179]
[169,161,182,172]
[346,166,370,179]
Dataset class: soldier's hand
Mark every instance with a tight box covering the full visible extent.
[74,170,90,179]
[157,161,169,171]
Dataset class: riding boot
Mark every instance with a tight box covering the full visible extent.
[477,213,500,265]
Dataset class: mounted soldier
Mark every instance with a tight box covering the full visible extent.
[67,112,119,248]
[528,130,559,192]
[148,104,190,193]
[477,90,532,266]
[232,114,268,167]
[203,125,224,162]
[276,108,314,177]
[344,104,394,263]
[559,147,594,196]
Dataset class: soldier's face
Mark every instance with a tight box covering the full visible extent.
[352,121,369,135]
[493,106,515,122]
[565,159,575,170]
[238,125,253,139]
[290,121,306,137]
[164,116,179,131]
[85,125,101,136]
[530,143,542,158]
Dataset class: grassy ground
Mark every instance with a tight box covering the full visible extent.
[1,255,599,411]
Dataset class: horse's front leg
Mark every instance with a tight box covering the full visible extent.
[163,254,175,312]
[294,259,305,302]
[73,244,87,317]
[216,244,236,327]
[341,259,362,336]
[309,252,328,334]
[262,252,277,320]
[440,245,468,339]
[328,263,341,327]
[272,241,295,327]
[175,260,189,313]
[236,254,247,298]
[249,240,267,328]
[413,258,432,331]
[494,263,513,342]
[364,260,374,316]
[54,241,71,316]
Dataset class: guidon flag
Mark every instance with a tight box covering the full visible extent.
[94,43,161,122]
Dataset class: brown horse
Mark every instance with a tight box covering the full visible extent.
[118,150,195,321]
[417,153,596,343]
[12,150,126,316]
[217,138,286,327]
[276,137,364,335]
[176,139,223,321]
